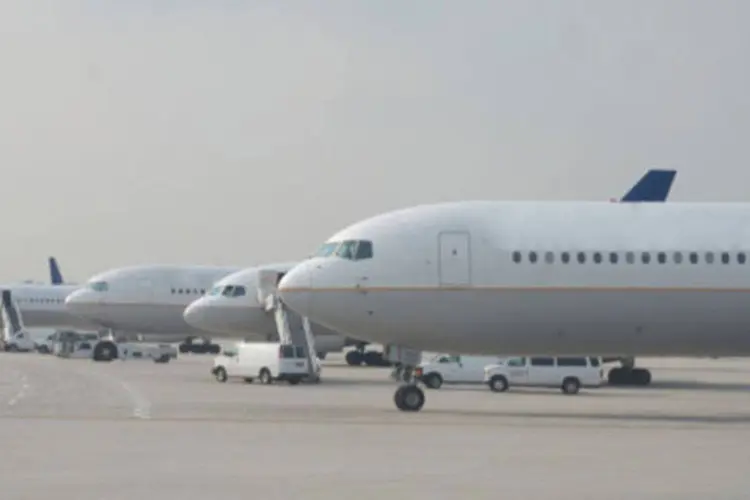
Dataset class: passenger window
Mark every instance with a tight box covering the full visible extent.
[625,251,635,264]
[705,252,714,264]
[673,252,683,264]
[609,252,618,264]
[355,240,373,260]
[721,252,730,264]
[576,252,586,264]
[557,357,587,367]
[588,357,600,367]
[593,252,602,264]
[689,252,698,264]
[544,251,554,264]
[657,252,666,264]
[641,252,650,264]
[512,251,522,263]
[739,253,747,264]
[530,357,554,366]
[507,357,526,367]
[528,251,538,263]
[561,252,570,264]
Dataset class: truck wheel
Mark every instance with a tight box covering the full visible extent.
[93,341,117,362]
[214,367,227,382]
[423,373,443,389]
[488,375,509,392]
[562,377,581,395]
[259,369,272,385]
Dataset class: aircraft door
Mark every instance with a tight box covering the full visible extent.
[438,231,471,286]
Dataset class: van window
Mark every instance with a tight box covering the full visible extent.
[280,345,295,358]
[556,357,587,367]
[507,357,526,367]
[294,346,305,358]
[588,357,600,367]
[530,357,554,366]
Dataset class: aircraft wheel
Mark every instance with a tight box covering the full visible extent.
[394,385,425,412]
[345,350,363,366]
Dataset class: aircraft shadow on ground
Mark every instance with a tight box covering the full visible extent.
[620,380,750,393]
[425,408,750,425]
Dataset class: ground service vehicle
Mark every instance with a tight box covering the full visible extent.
[484,356,604,394]
[415,354,506,389]
[211,342,314,385]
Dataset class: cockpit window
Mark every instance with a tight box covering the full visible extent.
[221,285,246,298]
[314,242,339,257]
[354,240,373,260]
[89,281,108,292]
[335,241,357,259]
[208,286,223,296]
[314,239,373,261]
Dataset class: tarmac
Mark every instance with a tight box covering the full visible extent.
[1,351,750,499]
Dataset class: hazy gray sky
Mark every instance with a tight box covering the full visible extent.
[2,0,749,282]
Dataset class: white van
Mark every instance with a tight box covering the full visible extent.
[415,354,507,389]
[211,342,314,385]
[484,356,603,394]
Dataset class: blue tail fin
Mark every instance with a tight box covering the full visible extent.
[620,169,677,202]
[49,257,64,285]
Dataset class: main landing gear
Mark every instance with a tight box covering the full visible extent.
[345,344,392,367]
[606,357,652,386]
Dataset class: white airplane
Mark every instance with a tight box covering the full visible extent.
[182,263,373,361]
[0,257,99,331]
[278,199,750,411]
[187,168,679,368]
[64,264,241,360]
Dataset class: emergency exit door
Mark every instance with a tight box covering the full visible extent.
[438,232,471,286]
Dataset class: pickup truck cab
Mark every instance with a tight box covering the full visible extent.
[415,354,507,389]
[484,356,603,394]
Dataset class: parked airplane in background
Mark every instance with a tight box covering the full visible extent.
[183,168,678,368]
[182,262,366,362]
[0,256,98,331]
[276,178,750,411]
[64,264,242,360]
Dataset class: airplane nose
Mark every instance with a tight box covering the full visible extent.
[278,265,312,316]
[183,300,209,329]
[64,289,97,316]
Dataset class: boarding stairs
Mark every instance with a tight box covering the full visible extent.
[257,270,321,381]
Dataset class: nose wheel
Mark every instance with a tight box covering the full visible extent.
[394,384,425,412]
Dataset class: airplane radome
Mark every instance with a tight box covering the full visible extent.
[278,200,750,412]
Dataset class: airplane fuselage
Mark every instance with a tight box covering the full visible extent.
[279,201,750,357]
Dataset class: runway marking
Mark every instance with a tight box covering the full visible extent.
[118,381,151,420]
[7,374,29,407]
